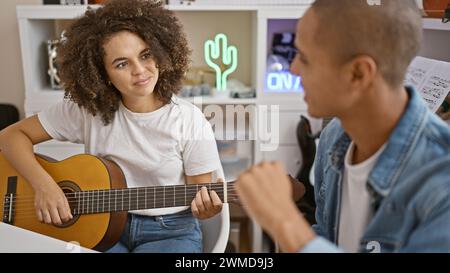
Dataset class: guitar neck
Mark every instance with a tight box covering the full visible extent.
[68,182,235,215]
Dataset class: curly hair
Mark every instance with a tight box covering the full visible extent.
[57,0,191,125]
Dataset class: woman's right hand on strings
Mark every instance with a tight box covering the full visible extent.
[33,181,73,225]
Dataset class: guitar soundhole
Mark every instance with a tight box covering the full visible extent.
[53,181,81,228]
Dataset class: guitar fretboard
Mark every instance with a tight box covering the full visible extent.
[68,182,234,215]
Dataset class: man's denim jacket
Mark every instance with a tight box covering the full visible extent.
[301,87,450,253]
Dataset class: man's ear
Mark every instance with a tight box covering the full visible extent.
[348,55,378,90]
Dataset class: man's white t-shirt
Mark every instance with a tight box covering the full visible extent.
[338,141,386,252]
[38,95,224,216]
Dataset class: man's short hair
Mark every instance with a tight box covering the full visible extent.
[311,0,423,88]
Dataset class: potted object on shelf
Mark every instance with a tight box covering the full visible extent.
[59,0,87,4]
[180,66,214,98]
[46,31,68,90]
[47,39,62,89]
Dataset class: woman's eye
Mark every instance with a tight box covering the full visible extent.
[142,53,152,60]
[116,62,127,69]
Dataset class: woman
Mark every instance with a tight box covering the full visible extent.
[0,0,224,253]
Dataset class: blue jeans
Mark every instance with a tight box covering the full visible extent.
[105,209,203,253]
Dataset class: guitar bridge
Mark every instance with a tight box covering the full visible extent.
[2,177,17,224]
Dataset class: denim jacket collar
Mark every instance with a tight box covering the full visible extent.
[327,87,428,197]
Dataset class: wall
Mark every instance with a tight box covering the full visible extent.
[0,0,40,120]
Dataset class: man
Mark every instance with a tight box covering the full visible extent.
[236,0,450,253]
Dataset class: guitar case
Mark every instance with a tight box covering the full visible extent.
[294,115,317,225]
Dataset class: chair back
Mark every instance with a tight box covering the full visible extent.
[200,203,230,253]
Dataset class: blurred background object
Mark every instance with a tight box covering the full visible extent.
[0,104,19,131]
[47,39,62,89]
[437,93,450,123]
[422,0,450,19]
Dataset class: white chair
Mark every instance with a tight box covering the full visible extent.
[200,203,230,253]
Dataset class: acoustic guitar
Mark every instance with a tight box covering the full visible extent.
[0,152,305,251]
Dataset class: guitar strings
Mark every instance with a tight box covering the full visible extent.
[4,189,238,208]
[4,187,237,206]
[3,190,240,217]
[6,198,242,219]
[6,183,237,201]
[7,199,242,219]
[7,196,241,219]
[3,184,239,217]
[4,189,239,213]
[5,193,241,215]
[4,191,239,213]
[4,190,237,209]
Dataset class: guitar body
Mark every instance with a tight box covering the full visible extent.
[0,153,127,251]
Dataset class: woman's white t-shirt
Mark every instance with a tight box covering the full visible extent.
[38,95,224,216]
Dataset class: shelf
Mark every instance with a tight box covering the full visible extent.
[24,92,258,116]
[16,4,261,19]
[168,5,260,11]
[17,4,314,19]
[28,89,256,103]
[184,96,256,105]
[423,18,450,31]
[26,90,64,101]
[17,5,92,19]
[169,5,310,11]
[18,5,450,32]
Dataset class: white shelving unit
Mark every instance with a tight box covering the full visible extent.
[420,19,450,62]
[16,4,450,253]
[423,18,450,31]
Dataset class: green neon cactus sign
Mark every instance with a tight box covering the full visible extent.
[204,33,238,91]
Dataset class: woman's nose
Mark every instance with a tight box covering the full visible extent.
[132,62,146,75]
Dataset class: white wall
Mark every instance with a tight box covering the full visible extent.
[0,0,40,120]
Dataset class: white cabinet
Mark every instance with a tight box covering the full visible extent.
[422,19,450,62]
